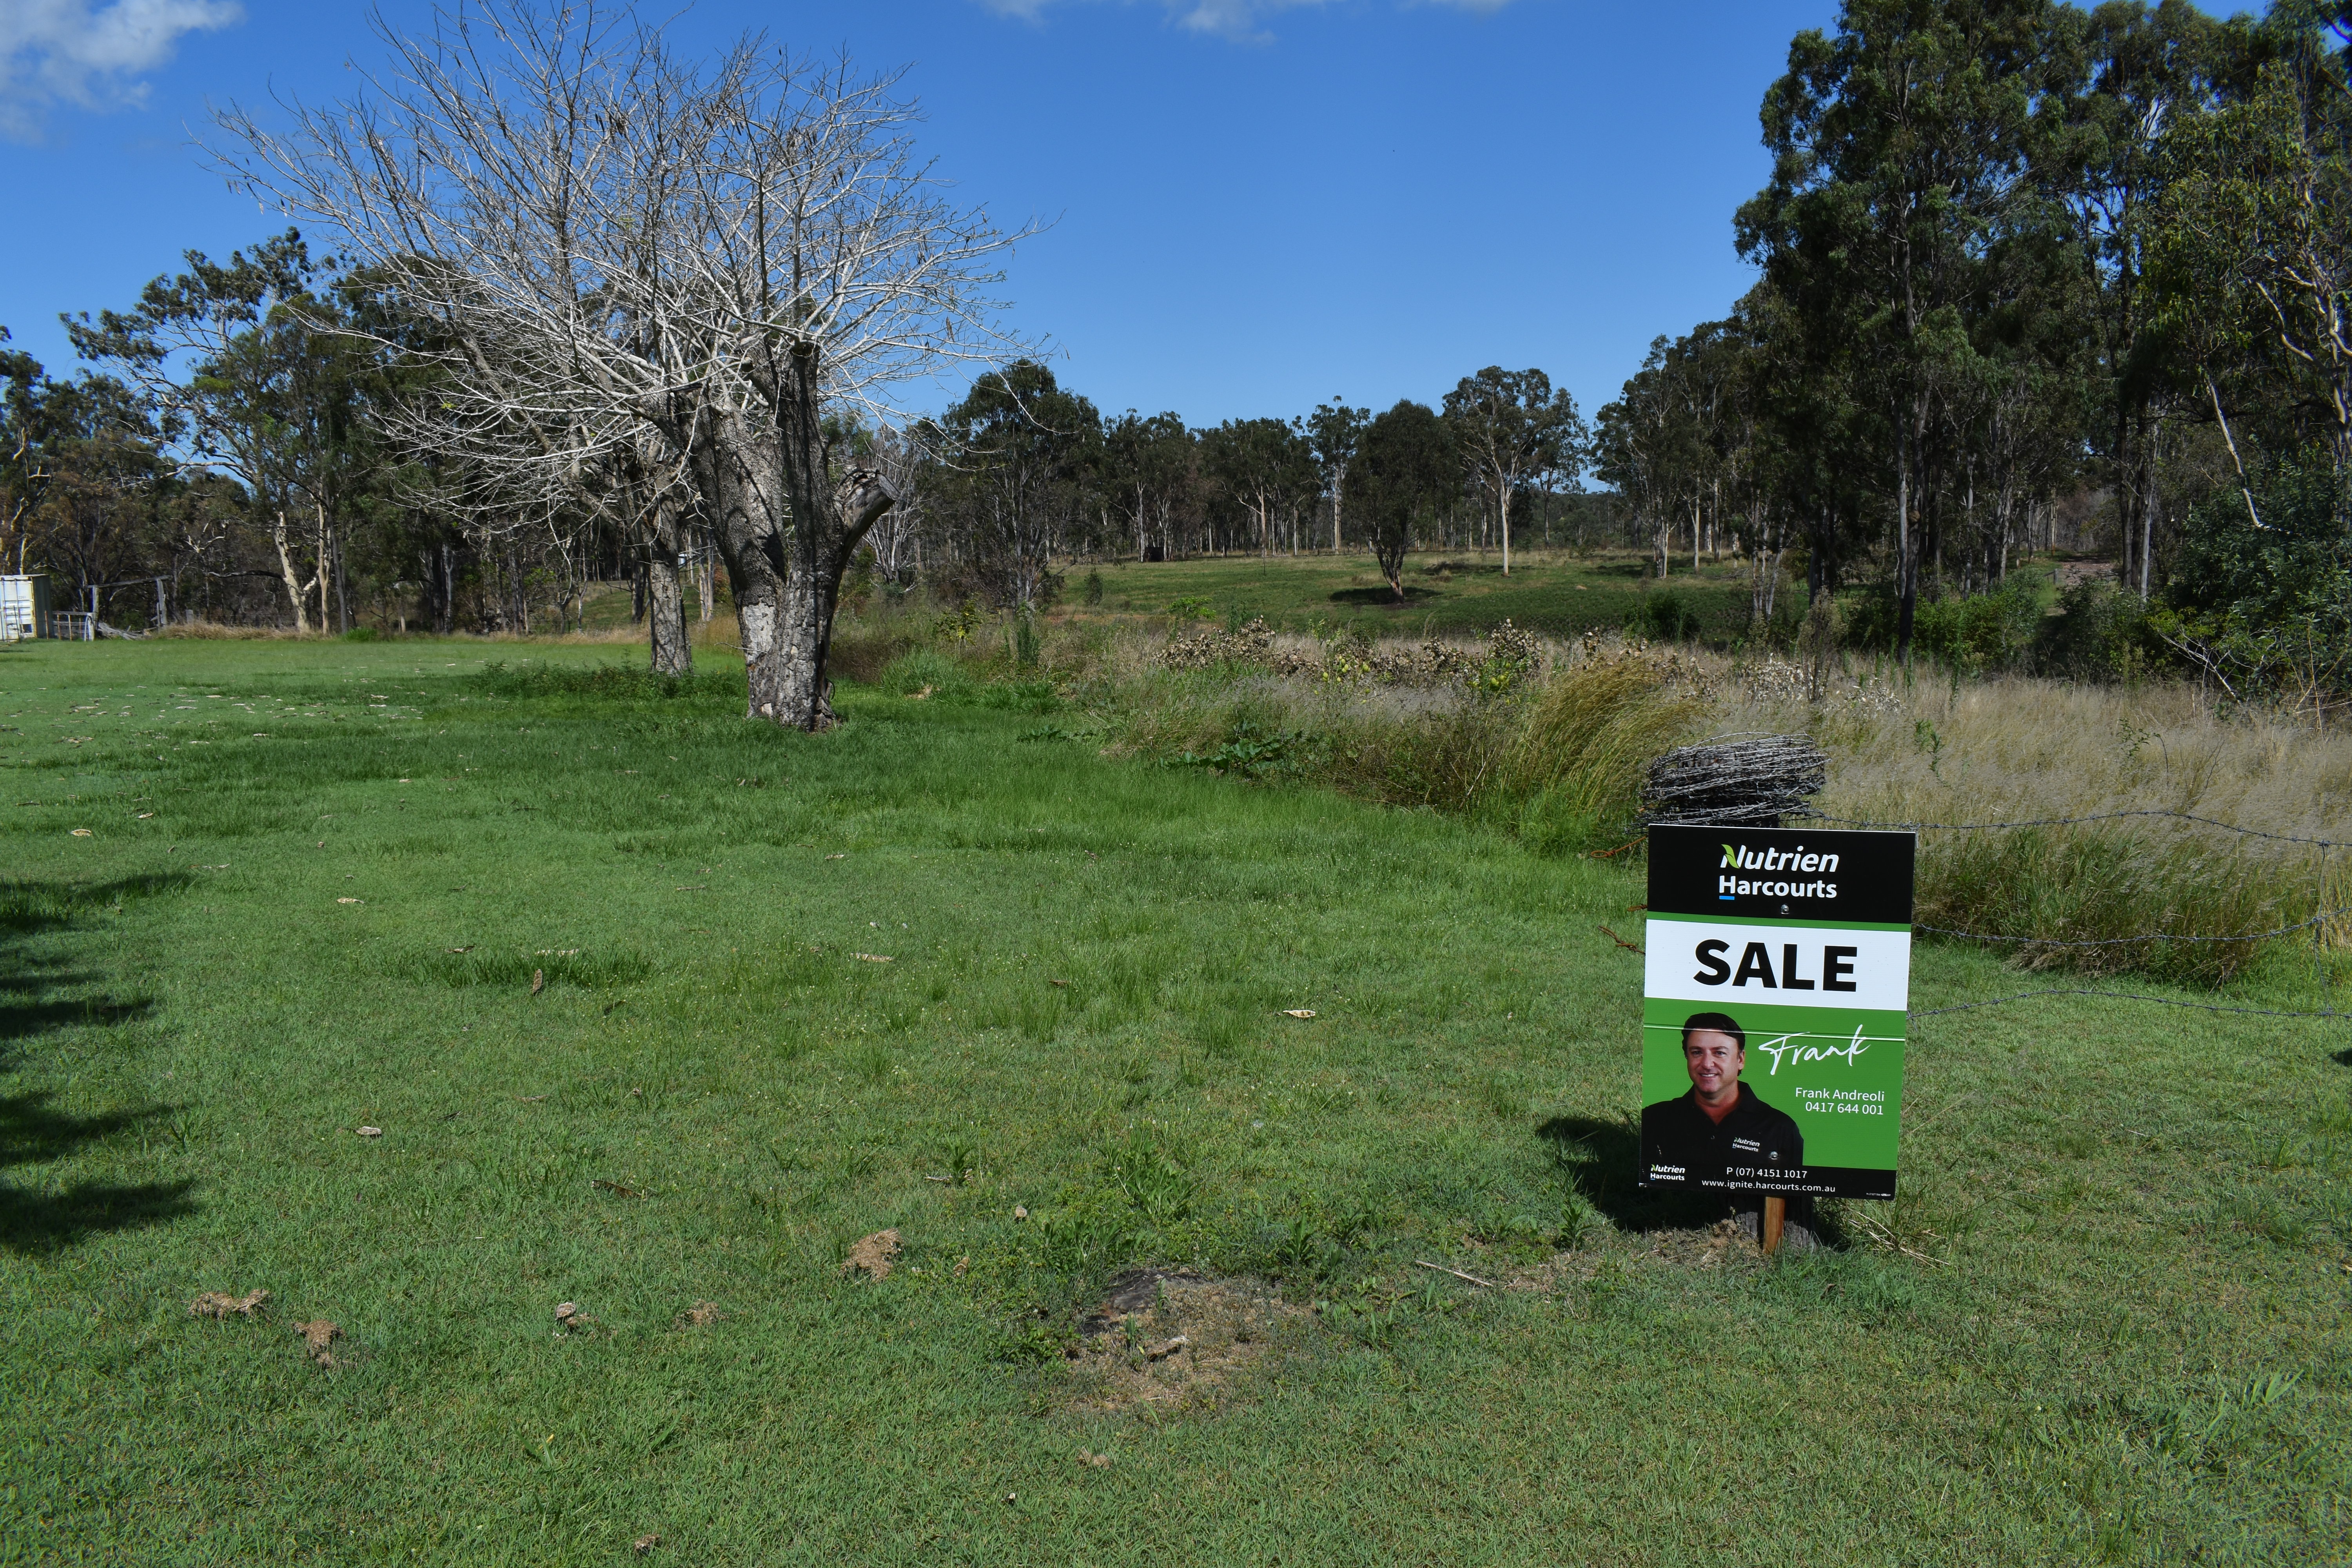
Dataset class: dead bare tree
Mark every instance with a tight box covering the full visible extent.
[209,1,1027,724]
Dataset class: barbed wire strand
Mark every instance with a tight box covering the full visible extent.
[1916,906,2352,947]
[1802,808,2343,848]
[1911,988,2352,1022]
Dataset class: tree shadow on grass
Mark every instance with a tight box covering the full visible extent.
[0,1092,193,1256]
[0,872,193,936]
[1328,586,1442,606]
[1,994,154,1051]
[0,873,198,1253]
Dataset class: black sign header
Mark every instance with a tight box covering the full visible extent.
[1648,824,1914,925]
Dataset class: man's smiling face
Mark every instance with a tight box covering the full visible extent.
[1683,1029,1743,1108]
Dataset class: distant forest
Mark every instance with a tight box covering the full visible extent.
[2,0,2348,701]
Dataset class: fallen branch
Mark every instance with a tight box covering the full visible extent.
[1599,924,1644,955]
[1414,1259,1498,1289]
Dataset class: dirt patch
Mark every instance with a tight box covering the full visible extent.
[1635,1213,1819,1270]
[674,1301,723,1328]
[842,1229,901,1279]
[1063,1269,1302,1414]
[294,1319,342,1367]
[2054,559,2118,590]
[189,1289,270,1319]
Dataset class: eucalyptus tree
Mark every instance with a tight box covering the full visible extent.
[1595,335,1708,578]
[2154,4,2352,480]
[1102,410,1195,561]
[0,333,174,612]
[860,422,928,591]
[1739,0,2066,658]
[64,230,377,632]
[2048,0,2220,596]
[212,1,1026,728]
[933,360,1098,611]
[1441,367,1584,574]
[1304,398,1367,552]
[1200,417,1317,556]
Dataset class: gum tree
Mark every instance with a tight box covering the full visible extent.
[1441,368,1583,575]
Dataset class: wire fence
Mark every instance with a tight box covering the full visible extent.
[1803,807,2343,849]
[1914,907,2352,948]
[1740,808,2352,1023]
[1910,988,2352,1022]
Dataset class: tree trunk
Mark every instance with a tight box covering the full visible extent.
[271,511,311,634]
[1499,480,1512,576]
[691,343,897,731]
[1895,426,1916,665]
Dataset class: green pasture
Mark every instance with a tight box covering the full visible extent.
[1072,549,1751,641]
[573,548,1757,643]
[2,636,2348,1564]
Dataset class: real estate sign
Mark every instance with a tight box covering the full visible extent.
[1639,824,1915,1201]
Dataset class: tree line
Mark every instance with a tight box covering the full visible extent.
[4,0,2347,719]
[1595,0,2352,702]
[0,1,1612,728]
[0,245,1603,645]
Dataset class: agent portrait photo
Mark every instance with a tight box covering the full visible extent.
[1641,1011,1804,1184]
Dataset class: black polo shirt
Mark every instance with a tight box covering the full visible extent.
[1641,1081,1805,1187]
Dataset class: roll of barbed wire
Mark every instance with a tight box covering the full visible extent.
[1640,733,1828,828]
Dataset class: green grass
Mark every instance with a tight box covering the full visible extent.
[2,636,2349,1564]
[1073,548,1753,640]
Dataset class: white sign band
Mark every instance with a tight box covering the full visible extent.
[1642,920,1912,1013]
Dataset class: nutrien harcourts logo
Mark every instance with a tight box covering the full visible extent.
[1717,842,1841,901]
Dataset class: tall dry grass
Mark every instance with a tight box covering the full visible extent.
[1092,626,1710,848]
[1725,673,2352,984]
[761,595,2352,986]
[1073,612,2352,984]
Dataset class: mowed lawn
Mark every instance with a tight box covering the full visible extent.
[2,637,2347,1565]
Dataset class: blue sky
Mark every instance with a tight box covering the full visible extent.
[0,0,1846,427]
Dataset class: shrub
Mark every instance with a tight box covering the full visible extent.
[2036,580,2158,680]
[1627,588,1704,642]
[1913,572,2049,673]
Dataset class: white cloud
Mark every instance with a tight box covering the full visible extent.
[0,0,243,139]
[981,0,1515,45]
